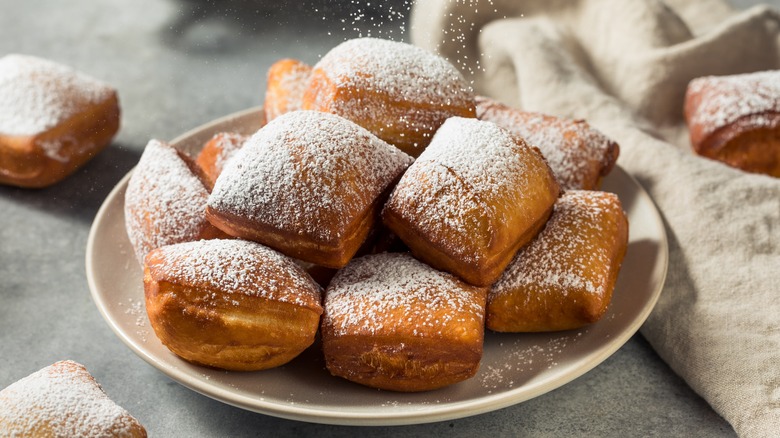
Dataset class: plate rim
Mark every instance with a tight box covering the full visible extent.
[85,106,669,426]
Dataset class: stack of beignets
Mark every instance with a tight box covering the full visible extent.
[476,96,620,190]
[685,70,780,177]
[383,116,560,287]
[124,139,225,265]
[0,361,146,437]
[124,37,632,393]
[0,54,120,188]
[321,253,487,392]
[144,239,322,371]
[301,38,477,157]
[206,110,413,268]
[488,191,628,332]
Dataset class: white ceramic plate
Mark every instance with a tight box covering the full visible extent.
[86,107,668,426]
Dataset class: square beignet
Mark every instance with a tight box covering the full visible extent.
[125,139,225,266]
[685,70,780,177]
[0,54,120,188]
[143,239,323,371]
[301,38,476,157]
[0,361,146,437]
[195,132,249,190]
[206,110,413,269]
[264,58,312,122]
[487,190,629,332]
[476,96,620,190]
[321,253,487,392]
[382,116,560,287]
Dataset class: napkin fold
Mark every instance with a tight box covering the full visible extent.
[411,1,780,436]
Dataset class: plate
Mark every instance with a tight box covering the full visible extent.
[86,107,668,426]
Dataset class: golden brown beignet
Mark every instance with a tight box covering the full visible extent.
[264,58,312,122]
[0,360,146,437]
[206,110,413,268]
[301,38,476,157]
[125,139,226,265]
[195,132,248,190]
[476,96,619,190]
[321,253,487,392]
[487,190,628,332]
[0,54,120,188]
[685,70,780,177]
[383,116,560,287]
[144,239,323,371]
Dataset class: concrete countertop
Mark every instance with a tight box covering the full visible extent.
[1,1,768,436]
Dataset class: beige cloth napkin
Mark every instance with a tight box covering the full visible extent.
[411,1,780,436]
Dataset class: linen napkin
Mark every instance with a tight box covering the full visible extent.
[411,1,780,436]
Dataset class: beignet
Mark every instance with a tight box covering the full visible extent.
[685,70,780,177]
[321,253,487,392]
[0,54,120,188]
[0,360,146,437]
[487,191,628,332]
[301,37,476,157]
[144,239,323,371]
[383,116,560,286]
[125,139,225,265]
[476,96,619,190]
[264,58,312,122]
[195,132,248,190]
[206,110,413,268]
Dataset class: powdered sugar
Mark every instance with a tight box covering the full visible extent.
[264,60,312,121]
[687,70,780,140]
[205,132,247,176]
[208,110,413,243]
[0,54,114,137]
[147,239,321,309]
[491,191,624,301]
[312,38,472,109]
[124,139,210,265]
[323,253,485,337]
[385,116,553,263]
[0,361,144,437]
[476,97,618,190]
[305,38,475,153]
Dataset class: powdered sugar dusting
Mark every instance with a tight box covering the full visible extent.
[386,116,551,262]
[480,333,583,389]
[687,70,780,140]
[264,60,312,122]
[305,38,474,152]
[147,239,321,309]
[124,139,210,265]
[312,38,472,107]
[323,253,485,337]
[0,54,114,137]
[476,97,617,190]
[208,110,413,243]
[203,132,247,177]
[491,191,623,301]
[0,361,144,437]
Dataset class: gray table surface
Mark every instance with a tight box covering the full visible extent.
[0,1,772,436]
